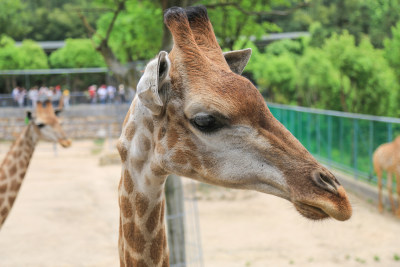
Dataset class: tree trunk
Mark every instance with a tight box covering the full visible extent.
[165,174,186,266]
[97,40,140,92]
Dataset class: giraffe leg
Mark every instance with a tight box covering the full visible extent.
[376,168,383,213]
[395,173,400,217]
[387,172,396,214]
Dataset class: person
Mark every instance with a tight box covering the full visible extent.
[88,85,97,104]
[97,84,107,104]
[12,86,20,107]
[118,84,126,103]
[16,87,26,108]
[28,86,39,109]
[38,85,49,102]
[63,88,70,109]
[53,85,62,107]
[107,85,116,104]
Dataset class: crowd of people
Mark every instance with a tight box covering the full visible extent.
[87,84,126,104]
[10,83,128,108]
[12,85,69,108]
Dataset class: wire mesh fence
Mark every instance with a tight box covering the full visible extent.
[268,103,400,187]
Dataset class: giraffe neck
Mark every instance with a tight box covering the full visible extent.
[118,98,169,267]
[0,123,39,228]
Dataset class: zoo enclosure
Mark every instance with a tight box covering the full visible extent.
[268,103,400,186]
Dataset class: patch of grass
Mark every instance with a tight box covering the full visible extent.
[345,255,351,260]
[355,257,366,264]
[394,254,400,261]
[373,255,380,262]
[308,257,314,262]
[289,260,294,265]
[367,199,373,204]
[91,138,105,155]
[245,261,251,267]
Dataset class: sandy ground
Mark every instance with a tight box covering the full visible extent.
[0,140,399,267]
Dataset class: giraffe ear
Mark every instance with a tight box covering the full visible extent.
[137,51,171,115]
[223,48,252,75]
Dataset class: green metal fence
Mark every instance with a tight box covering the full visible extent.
[268,103,400,186]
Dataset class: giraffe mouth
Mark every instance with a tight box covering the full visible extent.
[293,201,330,220]
[59,139,72,148]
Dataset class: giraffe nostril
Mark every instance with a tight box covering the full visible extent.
[312,171,339,195]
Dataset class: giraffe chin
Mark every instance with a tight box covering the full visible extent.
[293,202,330,221]
[58,139,72,148]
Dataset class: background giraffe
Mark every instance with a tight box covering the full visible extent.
[0,100,71,228]
[373,136,400,216]
[117,6,352,267]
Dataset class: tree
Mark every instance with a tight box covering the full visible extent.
[0,0,30,40]
[384,21,400,82]
[18,40,49,69]
[49,38,106,68]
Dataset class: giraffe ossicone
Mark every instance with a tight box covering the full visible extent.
[0,100,71,229]
[118,5,352,267]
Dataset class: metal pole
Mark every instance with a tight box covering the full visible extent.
[388,123,393,142]
[369,121,374,178]
[328,115,332,165]
[353,119,358,179]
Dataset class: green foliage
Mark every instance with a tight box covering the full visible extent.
[0,0,30,40]
[265,38,305,56]
[384,21,400,82]
[248,30,399,116]
[49,38,106,68]
[0,36,20,70]
[0,36,48,70]
[18,40,49,69]
[201,0,282,50]
[250,49,297,104]
[94,0,162,63]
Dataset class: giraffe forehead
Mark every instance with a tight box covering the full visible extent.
[182,73,268,125]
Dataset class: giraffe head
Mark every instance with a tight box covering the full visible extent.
[27,100,71,148]
[134,6,351,221]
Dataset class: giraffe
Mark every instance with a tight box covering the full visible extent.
[117,6,352,267]
[0,100,71,228]
[373,136,400,216]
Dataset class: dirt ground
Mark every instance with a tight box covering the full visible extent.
[0,140,400,267]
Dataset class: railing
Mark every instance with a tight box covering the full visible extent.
[268,103,400,186]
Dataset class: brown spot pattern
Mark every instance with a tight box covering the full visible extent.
[0,197,4,206]
[8,196,15,206]
[123,170,134,194]
[117,142,128,162]
[10,180,21,191]
[167,128,179,149]
[125,123,136,141]
[0,169,5,181]
[150,229,165,264]
[135,193,149,218]
[151,163,166,177]
[0,184,7,193]
[172,149,188,165]
[131,158,145,172]
[124,251,134,267]
[121,196,133,218]
[144,117,154,133]
[146,203,161,233]
[123,222,146,253]
[1,207,8,217]
[136,260,148,267]
[9,164,17,176]
[139,134,151,151]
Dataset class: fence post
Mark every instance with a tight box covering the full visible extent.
[328,115,332,165]
[369,121,373,177]
[387,123,393,142]
[165,174,186,266]
[353,119,358,179]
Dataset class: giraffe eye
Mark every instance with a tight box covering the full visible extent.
[37,123,45,128]
[191,113,223,133]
